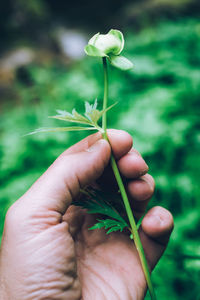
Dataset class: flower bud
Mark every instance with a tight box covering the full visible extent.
[85,29,124,57]
[88,30,124,56]
[85,29,133,71]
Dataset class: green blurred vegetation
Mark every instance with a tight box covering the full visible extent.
[0,11,200,300]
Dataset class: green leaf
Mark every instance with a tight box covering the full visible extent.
[50,100,116,128]
[50,109,91,126]
[26,126,98,135]
[84,99,101,123]
[89,218,128,234]
[85,99,98,115]
[84,45,107,57]
[73,187,129,235]
[85,100,117,124]
[28,100,118,136]
[109,55,133,71]
[75,188,126,223]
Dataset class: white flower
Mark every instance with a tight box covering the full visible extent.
[85,29,133,71]
[87,29,124,56]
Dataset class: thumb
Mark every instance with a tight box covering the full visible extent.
[17,138,110,215]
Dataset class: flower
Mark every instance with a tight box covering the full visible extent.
[84,29,133,71]
[85,29,124,57]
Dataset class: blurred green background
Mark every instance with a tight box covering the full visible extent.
[0,0,200,299]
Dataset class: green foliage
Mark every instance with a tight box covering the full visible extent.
[90,219,127,234]
[28,100,117,135]
[0,17,200,300]
[74,188,129,234]
[27,126,98,135]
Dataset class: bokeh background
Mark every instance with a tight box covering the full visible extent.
[0,0,200,299]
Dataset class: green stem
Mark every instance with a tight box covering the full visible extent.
[101,57,156,300]
[102,57,108,133]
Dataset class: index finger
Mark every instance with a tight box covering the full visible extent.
[64,129,133,159]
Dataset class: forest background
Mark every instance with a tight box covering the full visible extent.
[0,0,200,299]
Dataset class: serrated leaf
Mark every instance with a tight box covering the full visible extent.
[73,187,129,236]
[50,109,91,126]
[75,188,126,223]
[109,55,133,71]
[84,99,101,123]
[47,100,116,130]
[106,226,123,234]
[85,99,98,115]
[84,100,117,124]
[26,126,98,135]
[89,218,128,234]
[89,221,106,230]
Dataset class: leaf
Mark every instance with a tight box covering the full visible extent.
[40,100,117,133]
[50,109,91,126]
[85,100,117,124]
[89,218,127,234]
[50,100,116,127]
[84,44,107,57]
[73,187,129,235]
[28,100,118,137]
[84,99,101,123]
[109,55,133,71]
[85,99,98,115]
[75,188,126,222]
[26,126,98,135]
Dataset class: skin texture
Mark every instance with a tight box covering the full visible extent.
[0,130,174,300]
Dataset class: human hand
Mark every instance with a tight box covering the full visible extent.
[0,130,173,300]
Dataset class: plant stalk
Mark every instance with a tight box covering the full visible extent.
[102,57,108,132]
[101,57,156,300]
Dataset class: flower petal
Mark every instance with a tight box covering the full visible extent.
[109,55,133,70]
[84,44,107,57]
[88,32,100,46]
[108,29,124,55]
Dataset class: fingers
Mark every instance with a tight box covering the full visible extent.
[10,129,133,220]
[117,149,149,178]
[127,174,155,219]
[139,206,174,271]
[12,129,153,223]
[107,129,133,159]
[116,146,155,219]
[63,129,132,159]
[98,136,154,219]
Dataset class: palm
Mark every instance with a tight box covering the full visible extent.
[66,207,147,300]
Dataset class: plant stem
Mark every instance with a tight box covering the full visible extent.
[101,57,157,300]
[102,57,108,132]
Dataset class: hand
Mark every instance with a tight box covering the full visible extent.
[0,130,173,300]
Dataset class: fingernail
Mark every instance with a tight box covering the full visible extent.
[87,139,105,152]
[139,163,149,176]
